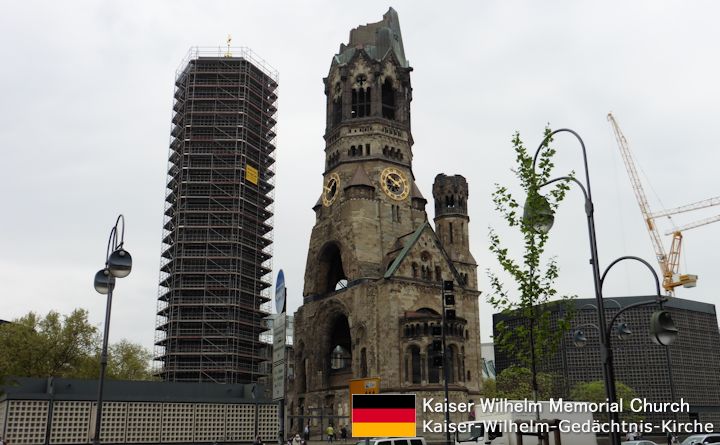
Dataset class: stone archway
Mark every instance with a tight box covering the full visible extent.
[320,310,353,389]
[317,242,347,294]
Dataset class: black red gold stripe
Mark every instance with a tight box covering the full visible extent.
[352,394,416,437]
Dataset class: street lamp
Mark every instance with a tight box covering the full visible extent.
[523,129,677,445]
[571,257,679,437]
[92,215,132,445]
[576,300,633,344]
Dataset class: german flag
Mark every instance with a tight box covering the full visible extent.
[352,394,416,437]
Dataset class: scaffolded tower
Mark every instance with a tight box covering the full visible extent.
[155,47,278,384]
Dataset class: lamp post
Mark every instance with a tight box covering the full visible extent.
[92,215,132,445]
[571,257,678,439]
[523,128,623,444]
[441,280,454,445]
[525,128,681,444]
[599,256,679,431]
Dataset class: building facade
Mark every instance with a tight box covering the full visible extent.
[480,342,496,380]
[291,9,482,435]
[0,378,277,445]
[155,48,278,384]
[493,296,720,427]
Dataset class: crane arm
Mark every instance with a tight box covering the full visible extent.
[607,113,670,275]
[664,214,720,235]
[651,196,720,219]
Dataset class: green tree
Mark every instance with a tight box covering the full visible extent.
[480,377,497,398]
[107,340,154,380]
[0,309,97,378]
[481,366,556,400]
[571,380,643,423]
[487,128,575,400]
[0,310,154,381]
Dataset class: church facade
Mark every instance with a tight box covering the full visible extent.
[291,9,482,434]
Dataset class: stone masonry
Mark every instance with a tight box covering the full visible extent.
[291,9,483,438]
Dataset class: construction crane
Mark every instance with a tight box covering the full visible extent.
[607,112,720,294]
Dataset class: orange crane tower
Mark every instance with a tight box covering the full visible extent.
[607,113,720,294]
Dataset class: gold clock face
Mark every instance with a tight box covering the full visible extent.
[322,173,340,206]
[380,167,410,201]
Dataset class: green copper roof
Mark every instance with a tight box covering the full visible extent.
[384,222,429,278]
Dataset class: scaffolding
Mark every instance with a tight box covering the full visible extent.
[154,47,278,384]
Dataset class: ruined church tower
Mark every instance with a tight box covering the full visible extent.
[291,9,481,435]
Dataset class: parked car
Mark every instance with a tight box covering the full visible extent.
[621,441,659,445]
[681,434,720,445]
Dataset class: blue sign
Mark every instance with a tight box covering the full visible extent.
[275,269,286,314]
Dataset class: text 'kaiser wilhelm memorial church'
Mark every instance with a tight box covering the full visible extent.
[292,8,482,430]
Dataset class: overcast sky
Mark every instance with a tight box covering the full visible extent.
[1,1,718,358]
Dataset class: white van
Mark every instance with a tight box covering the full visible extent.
[454,400,596,445]
[355,438,427,445]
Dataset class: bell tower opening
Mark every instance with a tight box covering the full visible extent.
[382,78,396,120]
[317,243,347,294]
[351,75,371,118]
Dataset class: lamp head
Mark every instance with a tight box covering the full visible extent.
[523,191,554,234]
[572,329,587,348]
[108,248,132,278]
[650,311,678,346]
[615,322,632,341]
[94,268,116,294]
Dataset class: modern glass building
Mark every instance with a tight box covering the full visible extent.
[493,296,720,428]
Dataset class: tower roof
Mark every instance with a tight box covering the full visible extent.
[334,8,408,68]
[345,165,375,190]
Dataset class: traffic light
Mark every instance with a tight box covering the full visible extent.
[443,280,454,292]
[445,309,456,320]
[444,294,455,306]
[431,325,442,337]
[650,310,678,346]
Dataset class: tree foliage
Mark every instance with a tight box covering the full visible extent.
[571,380,643,422]
[487,128,575,383]
[0,309,154,382]
[106,340,154,380]
[481,366,556,400]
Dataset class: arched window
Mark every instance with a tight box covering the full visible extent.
[351,75,371,118]
[302,358,309,392]
[427,345,440,384]
[360,348,368,378]
[332,83,342,125]
[332,98,342,126]
[329,316,352,371]
[408,345,421,384]
[382,78,396,120]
